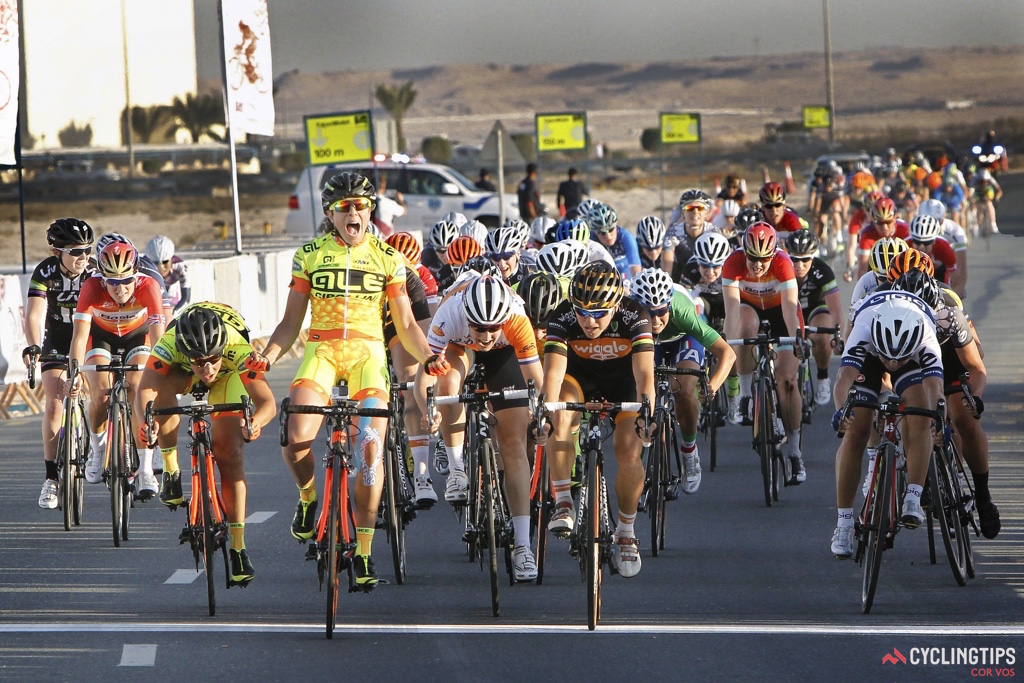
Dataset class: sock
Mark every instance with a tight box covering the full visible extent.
[45,460,59,481]
[906,484,923,502]
[616,511,636,538]
[229,522,245,551]
[298,479,317,504]
[409,436,429,478]
[787,429,801,457]
[448,443,465,472]
[973,470,991,503]
[837,507,854,528]
[681,433,697,453]
[356,527,374,557]
[726,375,739,399]
[817,367,829,380]
[90,430,105,456]
[739,373,752,397]
[139,447,154,475]
[552,478,572,506]
[512,515,531,548]
[161,447,179,475]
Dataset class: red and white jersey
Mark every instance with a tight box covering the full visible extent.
[857,220,910,257]
[765,208,803,238]
[74,274,165,336]
[721,250,798,310]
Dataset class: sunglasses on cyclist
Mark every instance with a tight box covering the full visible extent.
[573,306,613,320]
[648,305,671,317]
[595,225,616,234]
[745,254,773,264]
[684,203,706,212]
[188,354,222,367]
[161,259,172,265]
[910,239,934,248]
[57,246,92,257]
[791,256,813,263]
[487,250,517,262]
[328,197,374,213]
[762,202,784,209]
[469,322,503,333]
[103,275,136,287]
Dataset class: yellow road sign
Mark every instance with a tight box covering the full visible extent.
[803,106,831,130]
[536,112,587,152]
[304,111,374,165]
[660,112,701,144]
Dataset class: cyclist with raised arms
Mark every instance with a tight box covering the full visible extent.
[540,261,655,578]
[722,223,807,482]
[829,292,943,558]
[589,202,641,283]
[636,215,668,270]
[24,218,96,509]
[786,230,843,405]
[247,172,436,589]
[65,241,166,498]
[631,267,736,494]
[138,303,276,584]
[416,275,543,581]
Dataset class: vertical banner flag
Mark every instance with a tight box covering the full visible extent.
[221,0,275,136]
[0,1,19,164]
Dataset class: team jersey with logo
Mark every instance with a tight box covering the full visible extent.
[74,273,165,336]
[148,302,261,384]
[28,256,96,336]
[654,286,721,348]
[545,296,653,378]
[842,290,942,380]
[289,233,406,342]
[796,257,839,313]
[856,221,911,256]
[721,250,798,310]
[765,208,804,237]
[426,289,539,365]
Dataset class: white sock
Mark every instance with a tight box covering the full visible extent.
[906,484,923,502]
[90,431,103,454]
[447,443,465,472]
[837,508,854,528]
[512,515,531,548]
[786,429,801,456]
[409,437,429,478]
[139,447,154,475]
[739,373,753,397]
[616,510,637,538]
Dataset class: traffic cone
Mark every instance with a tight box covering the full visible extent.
[784,161,796,193]
[713,177,722,196]
[762,166,771,183]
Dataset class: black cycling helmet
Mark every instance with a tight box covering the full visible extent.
[321,172,376,215]
[175,306,228,359]
[569,261,623,310]
[786,229,819,257]
[734,207,764,233]
[892,269,942,309]
[518,271,563,329]
[47,217,94,247]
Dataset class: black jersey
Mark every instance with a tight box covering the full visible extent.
[422,246,444,279]
[545,296,654,380]
[28,256,96,341]
[796,257,839,314]
[681,257,726,331]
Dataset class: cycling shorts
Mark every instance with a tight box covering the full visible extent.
[804,305,832,325]
[655,335,705,368]
[741,303,803,349]
[451,345,527,412]
[292,336,389,403]
[41,327,72,373]
[87,325,149,363]
[852,354,932,397]
[564,367,639,423]
[940,342,968,397]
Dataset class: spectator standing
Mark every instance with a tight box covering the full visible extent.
[374,174,406,237]
[518,163,542,222]
[556,167,587,219]
[475,168,497,192]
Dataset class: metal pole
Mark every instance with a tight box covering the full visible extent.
[823,0,836,146]
[17,126,25,273]
[496,125,506,226]
[217,0,243,254]
[120,0,134,177]
[659,144,665,224]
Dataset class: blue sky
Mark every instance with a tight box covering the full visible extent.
[195,0,1024,80]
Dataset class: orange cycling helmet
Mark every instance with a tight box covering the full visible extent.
[869,197,897,224]
[851,170,875,191]
[887,248,935,282]
[98,242,138,278]
[743,221,778,258]
[446,235,482,267]
[926,171,943,191]
[759,181,786,205]
[386,231,422,265]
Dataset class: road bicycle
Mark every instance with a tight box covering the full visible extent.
[642,365,708,557]
[526,381,553,585]
[697,353,729,472]
[78,354,145,547]
[145,388,254,616]
[797,326,841,435]
[382,379,416,585]
[728,321,800,507]
[541,397,650,631]
[428,365,530,617]
[280,383,391,639]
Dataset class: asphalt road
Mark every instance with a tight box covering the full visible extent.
[1,176,1023,682]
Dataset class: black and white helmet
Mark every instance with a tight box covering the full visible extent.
[630,267,675,309]
[693,232,733,267]
[536,240,588,279]
[175,306,227,359]
[441,211,469,229]
[47,218,94,247]
[460,219,488,247]
[463,275,514,326]
[518,271,563,328]
[530,216,556,245]
[909,214,942,244]
[892,270,942,309]
[485,225,526,255]
[429,220,460,250]
[636,215,667,249]
[575,198,598,224]
[870,298,927,361]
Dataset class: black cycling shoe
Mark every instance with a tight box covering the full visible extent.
[159,471,185,509]
[739,397,754,427]
[229,548,255,586]
[291,498,318,542]
[353,555,380,592]
[978,499,1001,539]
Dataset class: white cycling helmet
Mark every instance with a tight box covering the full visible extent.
[917,198,947,222]
[636,215,667,249]
[96,232,134,252]
[485,225,525,255]
[536,240,589,279]
[630,267,674,309]
[441,211,469,229]
[429,219,459,250]
[909,214,942,244]
[720,199,741,218]
[575,198,598,224]
[364,222,384,241]
[870,298,927,361]
[463,275,514,326]
[502,218,531,247]
[693,232,732,267]
[460,219,488,248]
[145,235,175,263]
[530,216,556,245]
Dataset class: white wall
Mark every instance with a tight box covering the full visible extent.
[23,0,197,148]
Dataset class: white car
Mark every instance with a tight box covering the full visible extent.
[285,160,519,236]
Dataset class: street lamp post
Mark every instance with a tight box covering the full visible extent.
[823,0,836,146]
[120,0,134,177]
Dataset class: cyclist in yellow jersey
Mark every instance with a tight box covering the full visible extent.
[137,303,276,585]
[247,172,439,588]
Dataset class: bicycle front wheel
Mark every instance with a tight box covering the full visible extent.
[862,445,892,614]
[59,400,75,531]
[325,460,342,639]
[586,450,603,631]
[108,403,124,547]
[754,381,773,507]
[481,439,501,617]
[383,428,406,585]
[930,449,968,586]
[73,402,89,526]
[534,444,551,585]
[194,442,217,617]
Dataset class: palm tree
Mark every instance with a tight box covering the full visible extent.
[122,105,172,144]
[375,80,417,152]
[171,93,224,143]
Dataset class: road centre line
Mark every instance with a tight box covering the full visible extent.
[163,569,202,585]
[244,511,277,524]
[118,644,157,666]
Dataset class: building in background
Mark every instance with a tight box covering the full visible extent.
[22,0,197,148]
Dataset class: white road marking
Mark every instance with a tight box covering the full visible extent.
[118,644,157,666]
[244,511,277,524]
[163,569,202,585]
[3,622,1024,636]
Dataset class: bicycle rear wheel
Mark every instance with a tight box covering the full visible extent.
[862,445,892,614]
[481,440,501,617]
[586,450,603,631]
[930,449,968,586]
[534,444,551,585]
[383,428,407,585]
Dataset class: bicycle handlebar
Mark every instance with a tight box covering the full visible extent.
[726,336,799,347]
[836,388,944,438]
[544,401,643,413]
[79,362,146,373]
[282,402,390,419]
[431,388,530,406]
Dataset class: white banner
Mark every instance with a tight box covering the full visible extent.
[0,1,19,165]
[0,274,28,385]
[221,0,275,137]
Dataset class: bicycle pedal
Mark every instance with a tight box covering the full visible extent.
[135,490,156,502]
[177,528,191,544]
